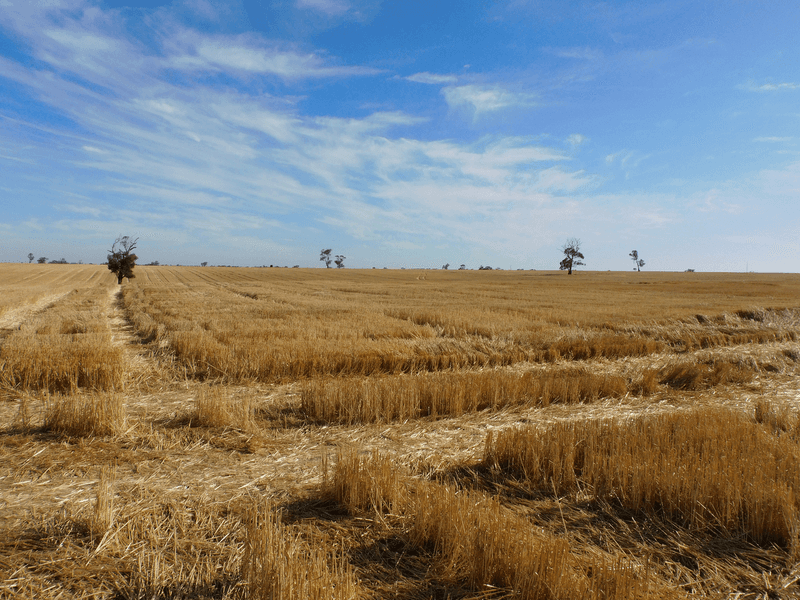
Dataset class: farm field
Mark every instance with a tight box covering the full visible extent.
[2,264,800,599]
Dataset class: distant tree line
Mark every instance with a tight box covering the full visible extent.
[74,237,651,274]
[31,255,83,264]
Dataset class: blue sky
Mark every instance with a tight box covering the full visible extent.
[1,0,798,271]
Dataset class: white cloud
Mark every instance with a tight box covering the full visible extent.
[406,72,458,85]
[44,29,113,52]
[753,136,792,142]
[297,0,351,15]
[531,167,595,192]
[742,80,800,92]
[566,134,586,147]
[695,188,742,214]
[9,0,796,269]
[191,39,382,78]
[185,0,228,20]
[0,153,34,164]
[605,149,648,168]
[547,46,602,60]
[23,218,43,231]
[442,84,537,114]
[63,204,102,218]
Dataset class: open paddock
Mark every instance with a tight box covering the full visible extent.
[2,265,800,599]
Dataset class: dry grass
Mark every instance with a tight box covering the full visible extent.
[620,309,800,352]
[90,467,116,538]
[657,356,756,390]
[0,265,109,321]
[117,268,800,384]
[330,449,660,599]
[1,333,124,393]
[1,480,360,599]
[544,334,662,361]
[483,406,800,549]
[243,501,362,600]
[3,265,800,599]
[0,284,123,393]
[43,391,126,437]
[755,399,800,435]
[190,386,257,431]
[0,486,246,598]
[301,367,628,424]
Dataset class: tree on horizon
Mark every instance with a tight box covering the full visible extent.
[107,236,139,284]
[559,238,585,275]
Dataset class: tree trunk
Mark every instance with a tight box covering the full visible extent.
[117,273,124,284]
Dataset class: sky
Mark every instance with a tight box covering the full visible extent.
[0,0,799,271]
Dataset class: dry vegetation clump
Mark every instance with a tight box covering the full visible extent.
[784,347,800,362]
[188,385,257,431]
[1,333,124,393]
[543,334,662,362]
[1,486,248,598]
[330,449,659,600]
[484,407,800,548]
[244,501,362,600]
[622,308,800,353]
[301,367,627,424]
[630,369,660,395]
[385,308,499,338]
[755,399,800,435]
[657,356,756,390]
[1,477,359,599]
[0,286,123,393]
[44,391,125,437]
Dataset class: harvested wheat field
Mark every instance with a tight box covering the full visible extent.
[2,264,800,599]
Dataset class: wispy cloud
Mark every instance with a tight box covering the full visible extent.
[566,134,586,147]
[0,1,581,262]
[442,84,537,114]
[406,72,458,85]
[3,0,798,270]
[741,80,800,92]
[297,0,352,16]
[545,46,602,60]
[187,38,383,78]
[605,150,645,167]
[695,189,743,214]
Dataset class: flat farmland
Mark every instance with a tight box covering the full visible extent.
[2,264,800,599]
